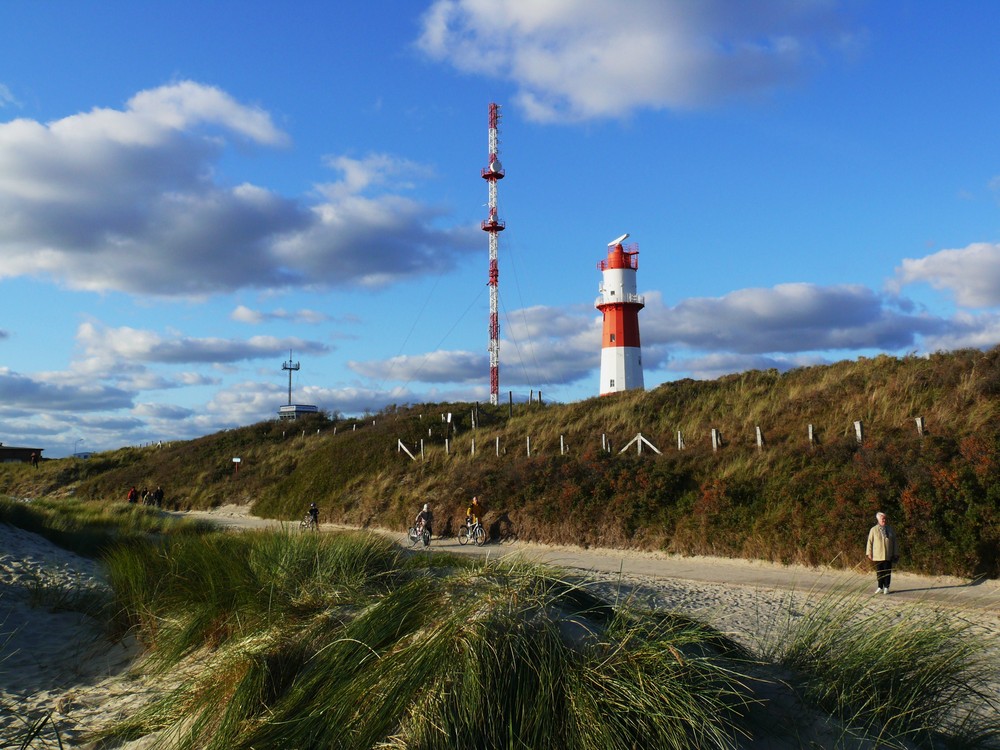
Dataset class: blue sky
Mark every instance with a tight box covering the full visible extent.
[3,1,1000,456]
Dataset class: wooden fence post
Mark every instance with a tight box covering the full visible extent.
[560,435,565,455]
[854,420,864,444]
[620,433,661,455]
[526,436,531,457]
[711,428,722,452]
[677,430,685,450]
[397,439,416,461]
[756,426,764,451]
[808,424,815,446]
[915,416,925,436]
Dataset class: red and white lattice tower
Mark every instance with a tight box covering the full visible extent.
[481,102,505,405]
[596,233,645,395]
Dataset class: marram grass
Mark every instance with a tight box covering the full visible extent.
[759,589,1000,748]
[101,529,755,749]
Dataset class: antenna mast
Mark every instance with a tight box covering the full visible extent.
[481,102,505,405]
[282,350,300,405]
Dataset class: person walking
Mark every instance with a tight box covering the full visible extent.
[866,511,899,594]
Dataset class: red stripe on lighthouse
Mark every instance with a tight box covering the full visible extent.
[601,304,642,348]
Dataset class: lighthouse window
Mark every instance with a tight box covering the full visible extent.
[609,333,616,343]
[609,379,615,388]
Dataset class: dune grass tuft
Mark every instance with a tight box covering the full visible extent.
[101,530,756,749]
[761,591,1000,748]
[0,495,212,559]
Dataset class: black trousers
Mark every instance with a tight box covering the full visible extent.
[875,560,893,589]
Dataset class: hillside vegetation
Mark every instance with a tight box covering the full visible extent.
[4,349,999,578]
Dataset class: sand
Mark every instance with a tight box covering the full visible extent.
[2,506,997,748]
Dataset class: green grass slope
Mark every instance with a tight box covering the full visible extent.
[4,349,999,577]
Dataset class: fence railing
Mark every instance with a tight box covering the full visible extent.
[394,417,930,463]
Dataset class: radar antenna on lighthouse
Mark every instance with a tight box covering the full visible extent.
[481,102,505,405]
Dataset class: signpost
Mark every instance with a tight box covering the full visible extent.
[232,457,241,478]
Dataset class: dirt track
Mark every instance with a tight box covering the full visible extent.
[182,505,1000,614]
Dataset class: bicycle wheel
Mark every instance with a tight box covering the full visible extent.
[458,525,470,545]
[408,527,420,546]
[300,516,311,530]
[472,525,486,547]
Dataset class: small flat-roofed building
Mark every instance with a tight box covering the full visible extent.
[278,404,319,421]
[0,443,44,463]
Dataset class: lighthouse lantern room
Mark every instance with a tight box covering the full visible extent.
[596,233,645,395]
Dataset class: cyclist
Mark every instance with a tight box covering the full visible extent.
[415,503,433,538]
[466,496,484,529]
[308,502,319,527]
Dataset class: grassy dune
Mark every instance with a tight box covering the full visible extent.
[2,349,999,577]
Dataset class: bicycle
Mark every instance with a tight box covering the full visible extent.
[457,516,486,547]
[299,514,318,531]
[408,521,431,547]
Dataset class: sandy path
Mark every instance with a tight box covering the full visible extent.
[0,523,144,748]
[185,504,1000,614]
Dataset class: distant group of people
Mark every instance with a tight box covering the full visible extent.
[411,495,487,545]
[127,485,165,508]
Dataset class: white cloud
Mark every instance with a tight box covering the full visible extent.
[417,0,863,121]
[0,84,18,109]
[348,350,484,385]
[0,367,133,411]
[346,282,952,391]
[895,243,1000,308]
[919,311,1000,352]
[645,284,946,353]
[133,402,196,420]
[74,322,330,367]
[665,352,827,380]
[231,305,330,324]
[0,82,479,297]
[202,379,418,423]
[317,153,426,200]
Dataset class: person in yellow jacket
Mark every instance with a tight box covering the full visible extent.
[466,495,484,528]
[866,511,899,594]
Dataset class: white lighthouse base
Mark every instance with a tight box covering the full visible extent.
[599,346,644,395]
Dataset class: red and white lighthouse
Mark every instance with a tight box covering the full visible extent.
[596,233,645,395]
